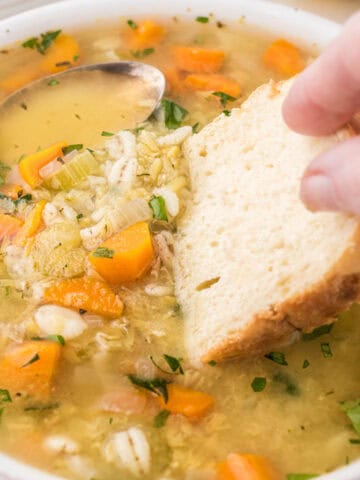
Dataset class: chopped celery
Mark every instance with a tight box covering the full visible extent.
[44,150,100,190]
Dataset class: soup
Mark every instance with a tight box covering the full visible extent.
[0,14,359,480]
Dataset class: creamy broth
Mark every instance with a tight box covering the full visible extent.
[0,15,359,480]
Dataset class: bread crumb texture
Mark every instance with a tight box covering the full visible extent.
[174,79,360,366]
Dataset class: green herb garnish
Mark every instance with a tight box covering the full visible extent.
[0,161,10,186]
[251,377,266,392]
[130,48,155,59]
[0,389,12,403]
[149,195,168,221]
[150,354,184,375]
[48,78,60,86]
[286,475,318,480]
[273,372,300,396]
[196,16,209,23]
[349,439,360,444]
[212,91,237,107]
[24,403,59,412]
[127,19,138,29]
[321,343,332,358]
[76,213,84,221]
[154,409,170,428]
[31,335,65,346]
[208,360,217,367]
[92,247,115,259]
[22,30,61,55]
[101,131,115,137]
[264,351,288,366]
[223,109,231,116]
[302,324,333,341]
[128,374,171,403]
[161,99,188,129]
[192,122,200,133]
[340,399,360,435]
[62,144,83,155]
[21,353,40,368]
[302,359,310,369]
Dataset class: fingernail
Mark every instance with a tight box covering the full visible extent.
[301,174,338,211]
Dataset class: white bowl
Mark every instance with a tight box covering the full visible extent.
[0,1,359,479]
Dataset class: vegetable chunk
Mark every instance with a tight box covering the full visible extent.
[0,213,24,242]
[128,20,165,48]
[263,39,304,76]
[89,222,155,284]
[15,200,46,246]
[0,341,61,400]
[184,73,241,97]
[19,142,67,188]
[217,453,279,480]
[44,277,124,319]
[173,46,225,73]
[158,384,214,420]
[41,34,80,74]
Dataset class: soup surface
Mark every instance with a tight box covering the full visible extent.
[0,14,359,480]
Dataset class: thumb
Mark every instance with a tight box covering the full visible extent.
[301,136,360,216]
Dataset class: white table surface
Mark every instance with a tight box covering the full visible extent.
[0,0,358,22]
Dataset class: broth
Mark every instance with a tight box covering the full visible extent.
[0,14,358,480]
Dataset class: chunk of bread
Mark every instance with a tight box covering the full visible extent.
[174,79,360,366]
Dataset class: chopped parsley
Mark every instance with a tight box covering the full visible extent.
[24,403,59,412]
[302,323,333,341]
[48,78,60,86]
[273,372,300,396]
[161,99,188,130]
[127,19,138,29]
[130,48,155,59]
[92,247,115,259]
[302,359,310,369]
[149,195,168,221]
[20,102,28,110]
[251,377,266,392]
[223,109,231,116]
[150,354,184,375]
[287,475,318,480]
[264,351,288,366]
[0,161,10,186]
[192,122,200,133]
[154,409,170,428]
[321,343,332,358]
[21,353,40,368]
[349,439,360,444]
[22,30,61,55]
[62,144,83,155]
[101,131,115,137]
[340,399,360,435]
[208,360,217,367]
[128,374,171,403]
[0,389,12,403]
[212,91,237,107]
[31,335,65,346]
[76,213,84,221]
[196,16,209,23]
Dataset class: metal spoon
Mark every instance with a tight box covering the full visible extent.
[1,61,166,116]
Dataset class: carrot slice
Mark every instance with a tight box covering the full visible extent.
[0,65,42,93]
[173,46,225,73]
[15,200,46,247]
[44,277,124,319]
[217,453,279,480]
[0,184,24,200]
[41,34,80,74]
[0,340,62,400]
[263,39,305,76]
[89,222,155,284]
[0,213,24,242]
[184,73,241,97]
[19,142,67,188]
[128,20,165,48]
[164,67,185,94]
[158,384,214,421]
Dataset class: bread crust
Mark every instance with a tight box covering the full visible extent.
[203,224,360,363]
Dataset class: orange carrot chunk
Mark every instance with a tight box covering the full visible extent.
[15,200,46,247]
[0,184,24,200]
[263,39,305,76]
[217,453,279,480]
[44,277,124,319]
[0,340,62,400]
[164,67,185,94]
[89,222,155,284]
[158,384,214,420]
[41,34,80,74]
[0,213,24,242]
[184,73,241,97]
[19,142,67,188]
[129,20,165,48]
[0,65,42,93]
[173,46,225,73]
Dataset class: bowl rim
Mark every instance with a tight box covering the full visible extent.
[0,1,358,479]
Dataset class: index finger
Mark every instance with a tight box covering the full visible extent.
[282,11,360,136]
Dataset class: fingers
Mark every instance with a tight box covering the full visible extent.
[301,136,360,215]
[283,11,360,136]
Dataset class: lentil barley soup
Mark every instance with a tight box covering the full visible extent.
[0,14,359,480]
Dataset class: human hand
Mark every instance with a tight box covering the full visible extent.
[282,11,360,215]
